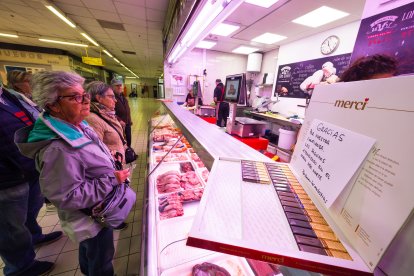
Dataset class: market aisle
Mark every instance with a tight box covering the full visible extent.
[0,98,161,276]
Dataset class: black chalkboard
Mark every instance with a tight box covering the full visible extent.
[275,53,351,99]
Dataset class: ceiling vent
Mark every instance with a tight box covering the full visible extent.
[122,50,136,55]
[97,20,125,31]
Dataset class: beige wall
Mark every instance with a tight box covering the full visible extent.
[124,77,158,97]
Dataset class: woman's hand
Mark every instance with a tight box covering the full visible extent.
[114,169,130,184]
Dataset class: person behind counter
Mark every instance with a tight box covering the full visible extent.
[213,79,229,127]
[15,71,131,276]
[184,88,203,107]
[340,54,397,82]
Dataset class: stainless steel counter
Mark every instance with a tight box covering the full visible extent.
[163,102,271,162]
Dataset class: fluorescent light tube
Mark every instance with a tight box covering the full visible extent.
[81,33,99,46]
[113,58,120,63]
[244,0,279,8]
[211,23,240,36]
[232,46,259,54]
[103,50,113,57]
[181,1,224,47]
[45,5,76,28]
[292,6,349,28]
[196,40,217,49]
[125,76,137,79]
[39,38,88,47]
[0,33,18,38]
[252,32,286,44]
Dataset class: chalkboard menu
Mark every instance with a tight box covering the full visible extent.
[275,53,351,99]
[351,1,414,75]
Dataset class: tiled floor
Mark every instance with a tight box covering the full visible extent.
[0,98,161,276]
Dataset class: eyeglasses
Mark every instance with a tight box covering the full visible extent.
[58,93,91,104]
[105,94,116,100]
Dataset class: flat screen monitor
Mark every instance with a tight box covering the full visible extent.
[224,75,243,103]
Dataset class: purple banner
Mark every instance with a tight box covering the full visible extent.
[275,53,351,98]
[351,2,414,75]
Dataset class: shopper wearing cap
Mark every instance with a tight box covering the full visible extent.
[111,79,132,147]
[15,71,130,276]
[0,86,63,276]
[213,79,229,127]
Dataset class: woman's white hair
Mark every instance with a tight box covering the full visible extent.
[31,71,85,111]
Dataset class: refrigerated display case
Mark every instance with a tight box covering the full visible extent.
[141,102,280,275]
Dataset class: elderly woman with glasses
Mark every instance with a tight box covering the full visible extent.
[15,71,130,276]
[84,81,129,230]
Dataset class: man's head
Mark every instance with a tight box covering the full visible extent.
[215,79,222,86]
[111,78,123,94]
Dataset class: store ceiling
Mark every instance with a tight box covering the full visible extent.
[0,0,365,78]
[205,0,365,53]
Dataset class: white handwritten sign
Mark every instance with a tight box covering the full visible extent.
[296,119,376,207]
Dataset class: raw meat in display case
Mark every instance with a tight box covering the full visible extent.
[158,194,184,220]
[153,152,190,163]
[192,262,230,276]
[155,162,203,195]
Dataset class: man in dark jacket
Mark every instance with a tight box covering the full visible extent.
[213,79,229,127]
[111,79,132,147]
[0,87,62,276]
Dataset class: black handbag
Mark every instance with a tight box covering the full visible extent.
[125,146,138,164]
[94,112,138,163]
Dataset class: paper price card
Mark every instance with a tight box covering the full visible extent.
[296,119,376,207]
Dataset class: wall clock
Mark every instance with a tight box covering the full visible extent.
[321,35,340,55]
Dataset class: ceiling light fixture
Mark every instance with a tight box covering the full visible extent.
[244,0,280,8]
[113,58,120,63]
[45,5,76,28]
[292,6,349,28]
[103,50,113,57]
[210,22,240,36]
[252,32,287,44]
[81,33,99,47]
[126,76,137,79]
[39,38,88,47]
[0,32,18,38]
[167,0,245,64]
[196,40,217,49]
[232,46,259,54]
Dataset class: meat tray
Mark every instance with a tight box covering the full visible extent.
[152,152,190,165]
[153,162,204,196]
[160,254,254,276]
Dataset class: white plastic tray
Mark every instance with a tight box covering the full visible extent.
[160,254,254,276]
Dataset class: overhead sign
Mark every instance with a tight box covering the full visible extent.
[82,56,104,66]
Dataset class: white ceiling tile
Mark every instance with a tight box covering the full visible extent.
[145,0,169,11]
[147,20,163,29]
[82,0,116,12]
[89,9,121,22]
[146,8,165,22]
[70,15,101,27]
[115,2,146,19]
[53,0,84,6]
[54,3,93,18]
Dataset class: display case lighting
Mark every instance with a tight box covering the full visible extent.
[244,0,280,8]
[252,32,286,44]
[292,6,349,28]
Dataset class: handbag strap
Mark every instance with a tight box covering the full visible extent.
[94,111,126,145]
